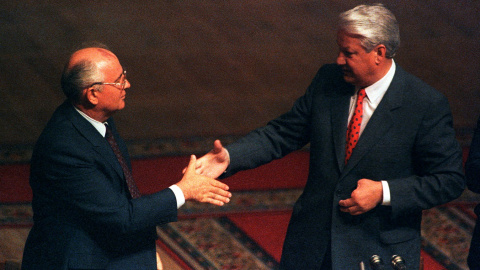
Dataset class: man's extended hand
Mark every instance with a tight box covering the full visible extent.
[194,139,230,178]
[177,155,231,206]
[338,179,383,215]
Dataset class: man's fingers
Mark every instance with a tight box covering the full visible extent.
[209,179,229,190]
[339,198,367,215]
[198,191,231,206]
[207,198,226,206]
[185,155,196,174]
[341,207,362,215]
[182,163,232,205]
[339,204,359,214]
[207,183,232,200]
[212,193,231,204]
[339,198,354,208]
[182,155,197,174]
[339,198,355,213]
[213,188,231,200]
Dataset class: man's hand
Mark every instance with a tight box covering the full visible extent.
[177,155,231,206]
[194,140,230,178]
[156,251,163,270]
[338,179,383,215]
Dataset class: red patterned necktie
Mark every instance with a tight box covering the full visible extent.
[345,88,366,164]
[105,124,141,199]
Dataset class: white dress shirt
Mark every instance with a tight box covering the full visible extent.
[348,60,396,205]
[74,106,185,209]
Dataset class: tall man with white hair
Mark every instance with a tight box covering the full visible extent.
[196,4,465,269]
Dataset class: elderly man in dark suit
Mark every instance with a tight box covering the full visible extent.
[195,4,465,269]
[21,44,232,270]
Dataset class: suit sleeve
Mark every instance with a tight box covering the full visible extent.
[388,94,465,217]
[225,67,323,175]
[466,114,480,193]
[31,128,178,241]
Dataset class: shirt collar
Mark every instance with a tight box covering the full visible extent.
[363,60,396,105]
[73,106,108,137]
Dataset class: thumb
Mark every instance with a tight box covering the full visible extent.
[213,140,223,153]
[185,155,197,174]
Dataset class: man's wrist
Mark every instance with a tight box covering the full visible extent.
[169,184,185,209]
[381,180,391,206]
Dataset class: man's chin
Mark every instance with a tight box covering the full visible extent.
[342,75,356,85]
[118,101,126,111]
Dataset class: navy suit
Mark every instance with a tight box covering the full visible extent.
[225,64,465,269]
[466,115,480,269]
[22,101,178,269]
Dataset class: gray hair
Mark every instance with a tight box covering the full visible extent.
[338,4,400,58]
[60,42,110,104]
[61,60,104,104]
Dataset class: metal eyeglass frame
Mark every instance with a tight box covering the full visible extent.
[90,70,127,90]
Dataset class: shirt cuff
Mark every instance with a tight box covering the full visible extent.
[381,180,391,206]
[169,184,185,209]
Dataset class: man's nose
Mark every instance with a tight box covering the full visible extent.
[336,52,345,65]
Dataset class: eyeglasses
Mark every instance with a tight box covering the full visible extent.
[90,70,128,90]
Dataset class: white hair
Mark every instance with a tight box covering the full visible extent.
[338,4,400,58]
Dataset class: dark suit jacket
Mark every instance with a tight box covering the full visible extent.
[22,101,178,270]
[465,115,480,268]
[225,64,465,269]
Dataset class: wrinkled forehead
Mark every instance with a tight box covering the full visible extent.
[336,30,364,49]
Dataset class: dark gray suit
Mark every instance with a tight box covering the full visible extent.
[225,64,465,269]
[22,101,178,269]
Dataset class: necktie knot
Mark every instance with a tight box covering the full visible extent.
[356,88,366,105]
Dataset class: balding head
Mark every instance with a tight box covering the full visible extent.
[61,47,119,104]
[68,48,117,72]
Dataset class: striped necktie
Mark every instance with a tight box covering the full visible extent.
[105,124,141,199]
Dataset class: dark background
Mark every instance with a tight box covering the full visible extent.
[1,0,479,148]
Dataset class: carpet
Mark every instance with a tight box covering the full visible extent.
[1,189,476,270]
[156,191,477,270]
[0,150,477,269]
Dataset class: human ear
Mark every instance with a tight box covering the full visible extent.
[375,45,387,63]
[85,87,99,105]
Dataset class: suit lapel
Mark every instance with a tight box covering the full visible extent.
[64,102,125,179]
[331,89,352,170]
[341,67,405,174]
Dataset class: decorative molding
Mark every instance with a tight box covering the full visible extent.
[0,127,474,164]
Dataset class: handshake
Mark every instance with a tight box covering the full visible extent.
[176,140,232,206]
